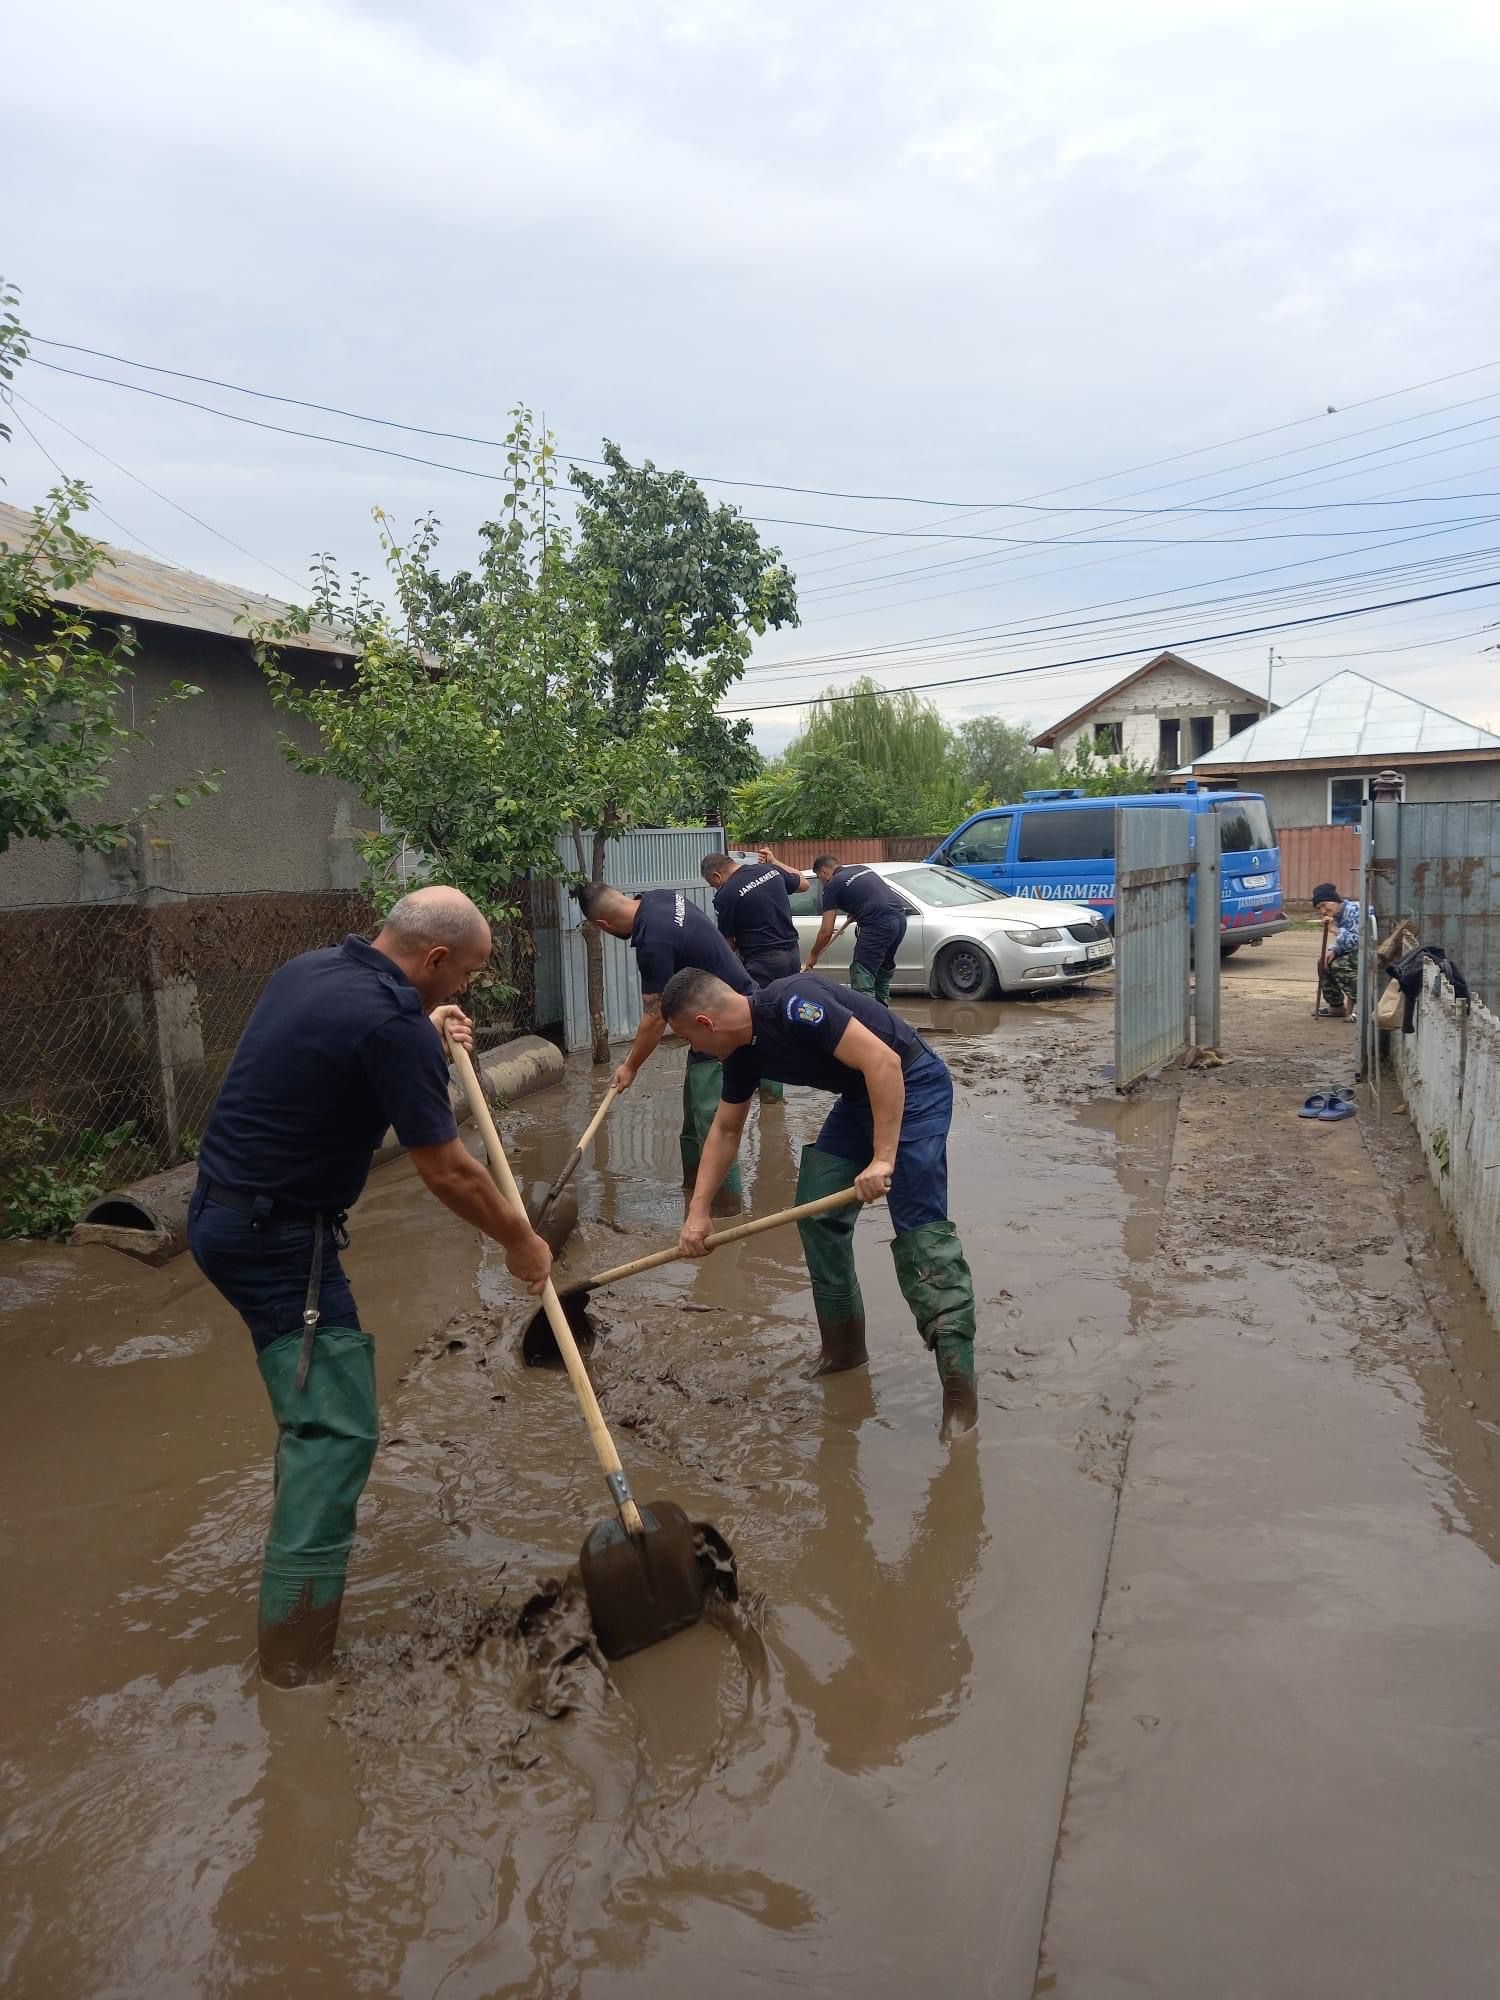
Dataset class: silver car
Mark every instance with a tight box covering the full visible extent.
[790,862,1114,1000]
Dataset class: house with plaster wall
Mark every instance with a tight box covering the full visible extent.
[1031,650,1273,771]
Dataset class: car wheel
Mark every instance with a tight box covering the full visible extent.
[934,941,1000,1001]
[1219,941,1242,959]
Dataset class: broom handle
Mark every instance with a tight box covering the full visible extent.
[447,1038,644,1536]
[536,1085,621,1221]
[583,1187,865,1291]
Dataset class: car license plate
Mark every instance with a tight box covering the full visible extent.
[1240,872,1270,890]
[1086,940,1113,961]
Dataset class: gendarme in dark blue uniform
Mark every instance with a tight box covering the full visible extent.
[627,890,755,1194]
[712,862,803,986]
[820,865,908,1005]
[192,934,458,1346]
[702,971,976,1424]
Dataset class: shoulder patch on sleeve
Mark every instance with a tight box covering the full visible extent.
[786,991,825,1025]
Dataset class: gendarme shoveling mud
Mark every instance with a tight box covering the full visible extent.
[4,941,1500,1996]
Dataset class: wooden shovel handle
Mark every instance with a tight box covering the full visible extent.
[447,1038,644,1536]
[537,1085,621,1218]
[581,1187,865,1292]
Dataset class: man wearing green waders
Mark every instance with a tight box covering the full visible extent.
[189,886,552,1686]
[575,881,757,1213]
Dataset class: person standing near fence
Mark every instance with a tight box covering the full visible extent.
[576,881,756,1211]
[188,886,553,1688]
[1312,881,1362,1019]
[802,856,910,1006]
[700,849,808,1104]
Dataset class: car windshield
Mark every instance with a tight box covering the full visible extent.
[888,866,1002,907]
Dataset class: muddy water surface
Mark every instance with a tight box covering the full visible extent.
[0,996,1163,1996]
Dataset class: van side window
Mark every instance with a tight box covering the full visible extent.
[1017,806,1116,863]
[949,814,1012,864]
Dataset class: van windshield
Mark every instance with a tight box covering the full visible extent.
[1213,798,1276,854]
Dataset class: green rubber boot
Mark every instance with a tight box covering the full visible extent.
[849,959,894,1008]
[255,1326,379,1687]
[681,1055,743,1215]
[891,1221,978,1439]
[796,1145,868,1376]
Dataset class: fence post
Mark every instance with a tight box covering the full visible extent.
[1193,809,1220,1052]
[136,835,205,1159]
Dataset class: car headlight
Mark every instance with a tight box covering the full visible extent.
[1004,925,1065,944]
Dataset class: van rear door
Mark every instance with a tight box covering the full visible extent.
[1211,795,1288,941]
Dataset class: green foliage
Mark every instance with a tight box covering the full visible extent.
[1053,740,1163,796]
[954,714,1056,806]
[0,277,27,456]
[0,1114,148,1240]
[731,678,985,840]
[0,281,219,856]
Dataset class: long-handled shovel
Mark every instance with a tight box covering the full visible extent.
[1313,918,1330,1018]
[447,1037,726,1660]
[527,1084,622,1252]
[522,1187,865,1367]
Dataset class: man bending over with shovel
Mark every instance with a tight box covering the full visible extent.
[576,881,756,1214]
[189,886,553,1687]
[659,966,979,1439]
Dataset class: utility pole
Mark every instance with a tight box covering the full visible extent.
[1266,646,1283,708]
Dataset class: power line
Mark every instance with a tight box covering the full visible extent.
[717,576,1500,713]
[2,393,182,567]
[11,390,303,591]
[29,333,1500,511]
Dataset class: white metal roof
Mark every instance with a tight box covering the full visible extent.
[1188,669,1500,766]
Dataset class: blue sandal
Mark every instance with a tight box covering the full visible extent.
[1299,1091,1335,1117]
[1319,1097,1357,1121]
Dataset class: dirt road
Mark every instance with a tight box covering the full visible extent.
[2,935,1498,1997]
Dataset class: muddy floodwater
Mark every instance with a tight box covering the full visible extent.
[4,946,1500,1998]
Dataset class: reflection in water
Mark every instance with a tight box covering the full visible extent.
[778,1380,987,1777]
[1075,1088,1179,1333]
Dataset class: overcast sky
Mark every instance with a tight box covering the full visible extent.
[6,0,1499,757]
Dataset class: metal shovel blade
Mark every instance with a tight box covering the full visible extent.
[522,1287,596,1367]
[579,1499,712,1660]
[525,1179,579,1257]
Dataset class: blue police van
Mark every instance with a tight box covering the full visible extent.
[929,785,1288,953]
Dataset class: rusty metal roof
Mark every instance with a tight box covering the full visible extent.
[0,500,351,657]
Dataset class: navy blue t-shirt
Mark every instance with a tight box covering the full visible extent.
[629,888,754,997]
[713,862,802,960]
[720,974,917,1104]
[197,935,459,1212]
[820,864,907,923]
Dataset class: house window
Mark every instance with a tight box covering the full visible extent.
[1329,777,1370,826]
[1158,718,1181,767]
[1189,715,1215,758]
[1092,722,1123,755]
[1229,713,1258,737]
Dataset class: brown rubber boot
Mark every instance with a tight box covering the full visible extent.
[257,1584,343,1689]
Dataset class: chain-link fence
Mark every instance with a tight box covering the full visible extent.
[0,886,546,1230]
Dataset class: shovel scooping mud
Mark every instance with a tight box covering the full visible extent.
[523,1083,623,1257]
[448,1037,734,1660]
[520,1188,864,1368]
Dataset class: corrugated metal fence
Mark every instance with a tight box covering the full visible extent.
[1113,807,1193,1088]
[1279,824,1361,906]
[1372,799,1500,1012]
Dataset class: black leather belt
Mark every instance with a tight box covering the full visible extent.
[901,1036,934,1070]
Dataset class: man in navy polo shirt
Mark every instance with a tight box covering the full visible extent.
[700,848,808,1108]
[802,855,910,1006]
[190,885,553,1686]
[659,965,978,1439]
[575,881,755,1211]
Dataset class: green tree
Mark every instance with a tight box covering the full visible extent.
[1053,740,1162,795]
[729,747,907,841]
[954,713,1055,806]
[562,443,797,1055]
[0,282,217,858]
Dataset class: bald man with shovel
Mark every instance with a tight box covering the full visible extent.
[189,887,552,1686]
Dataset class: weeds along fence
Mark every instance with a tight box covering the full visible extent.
[0,887,548,1209]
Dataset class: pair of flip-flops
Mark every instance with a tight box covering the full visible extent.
[1299,1088,1355,1121]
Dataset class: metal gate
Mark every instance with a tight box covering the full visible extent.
[1114,807,1193,1088]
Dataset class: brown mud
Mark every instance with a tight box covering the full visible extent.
[2,939,1498,1996]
